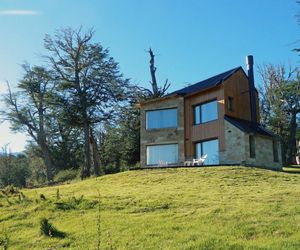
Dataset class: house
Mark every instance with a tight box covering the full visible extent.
[139,56,282,170]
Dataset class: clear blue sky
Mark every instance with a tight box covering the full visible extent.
[0,0,299,152]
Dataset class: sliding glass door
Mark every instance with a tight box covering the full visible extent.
[195,139,219,165]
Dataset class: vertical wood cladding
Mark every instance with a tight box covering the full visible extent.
[184,86,225,158]
[223,69,259,122]
[184,68,260,159]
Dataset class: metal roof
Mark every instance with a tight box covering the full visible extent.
[169,66,243,96]
[224,115,274,137]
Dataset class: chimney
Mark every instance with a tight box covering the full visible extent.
[246,55,257,123]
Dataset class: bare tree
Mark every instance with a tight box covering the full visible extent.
[140,48,170,98]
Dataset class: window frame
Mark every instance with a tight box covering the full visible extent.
[228,96,234,111]
[145,107,178,130]
[193,99,218,125]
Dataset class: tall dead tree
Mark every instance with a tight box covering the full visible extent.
[144,48,170,98]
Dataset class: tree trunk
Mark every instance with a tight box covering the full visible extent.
[286,111,297,164]
[91,130,100,176]
[149,48,158,95]
[81,122,92,179]
[39,139,54,182]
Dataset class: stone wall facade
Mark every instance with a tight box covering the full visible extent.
[220,120,282,170]
[140,96,185,166]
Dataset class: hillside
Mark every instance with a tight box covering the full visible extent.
[1,166,300,249]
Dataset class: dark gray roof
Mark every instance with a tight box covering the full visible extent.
[224,115,274,137]
[169,66,243,96]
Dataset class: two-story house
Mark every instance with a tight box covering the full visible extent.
[139,56,282,170]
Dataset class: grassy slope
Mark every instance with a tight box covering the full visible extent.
[1,166,300,250]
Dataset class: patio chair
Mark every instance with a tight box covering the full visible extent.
[192,154,207,166]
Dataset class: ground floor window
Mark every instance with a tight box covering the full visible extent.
[249,135,256,158]
[195,139,219,165]
[146,144,178,165]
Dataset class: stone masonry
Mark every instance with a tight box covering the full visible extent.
[220,120,282,170]
[140,96,185,166]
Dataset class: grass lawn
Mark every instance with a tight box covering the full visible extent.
[283,165,300,173]
[1,166,300,249]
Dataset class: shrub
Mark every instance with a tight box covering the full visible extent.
[54,169,78,183]
[1,185,19,196]
[0,232,9,250]
[40,218,65,238]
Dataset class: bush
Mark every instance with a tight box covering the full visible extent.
[54,169,78,183]
[0,232,9,250]
[40,218,65,238]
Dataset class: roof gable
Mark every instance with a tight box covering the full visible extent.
[169,66,246,96]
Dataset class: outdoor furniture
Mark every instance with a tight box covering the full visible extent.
[184,160,193,166]
[192,154,207,166]
[296,156,300,165]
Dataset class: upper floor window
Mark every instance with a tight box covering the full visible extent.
[228,97,234,111]
[194,100,218,125]
[146,108,177,129]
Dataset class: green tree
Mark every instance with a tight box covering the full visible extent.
[258,64,300,164]
[3,65,55,181]
[0,146,30,188]
[44,27,129,178]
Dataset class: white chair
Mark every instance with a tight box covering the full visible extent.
[296,155,300,165]
[192,154,207,166]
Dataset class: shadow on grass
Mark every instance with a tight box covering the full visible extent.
[40,218,66,238]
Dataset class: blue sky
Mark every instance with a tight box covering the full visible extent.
[0,0,299,152]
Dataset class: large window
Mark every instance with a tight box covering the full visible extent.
[249,135,256,158]
[194,100,218,124]
[146,144,178,165]
[146,108,177,129]
[195,139,219,165]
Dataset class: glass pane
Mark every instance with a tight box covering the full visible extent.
[146,144,178,165]
[202,139,219,164]
[146,108,177,129]
[194,105,201,124]
[201,101,218,123]
[195,142,202,159]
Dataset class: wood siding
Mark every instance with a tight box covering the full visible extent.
[184,68,260,159]
[223,69,260,122]
[184,86,225,158]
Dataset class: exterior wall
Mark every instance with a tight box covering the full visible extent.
[220,120,247,164]
[223,69,260,123]
[184,86,225,158]
[140,96,185,166]
[220,120,282,170]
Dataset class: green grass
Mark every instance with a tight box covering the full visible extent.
[1,166,300,249]
[283,165,300,173]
